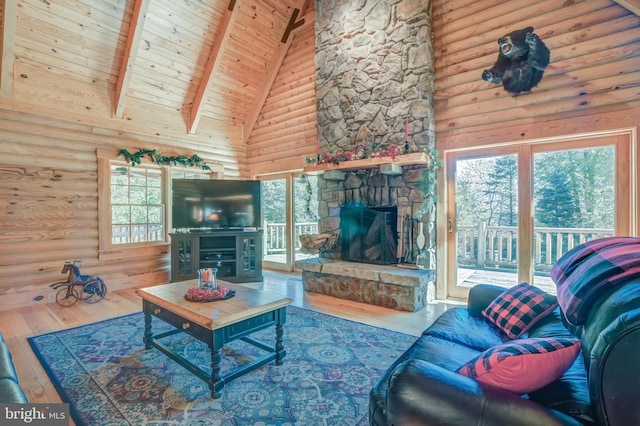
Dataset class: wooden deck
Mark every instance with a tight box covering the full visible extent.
[458,267,556,294]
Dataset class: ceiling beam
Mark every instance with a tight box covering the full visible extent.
[113,0,150,118]
[0,0,17,95]
[188,0,240,135]
[614,0,640,15]
[243,2,312,144]
[281,8,304,43]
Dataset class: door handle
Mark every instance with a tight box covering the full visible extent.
[448,217,453,233]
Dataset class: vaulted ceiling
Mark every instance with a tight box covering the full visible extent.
[0,0,312,141]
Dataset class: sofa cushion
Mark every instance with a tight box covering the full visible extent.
[482,283,558,339]
[457,337,581,394]
[551,236,640,326]
[423,307,504,352]
[408,334,481,372]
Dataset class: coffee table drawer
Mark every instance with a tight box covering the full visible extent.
[226,311,276,340]
[146,302,211,342]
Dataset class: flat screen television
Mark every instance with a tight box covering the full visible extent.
[171,179,261,230]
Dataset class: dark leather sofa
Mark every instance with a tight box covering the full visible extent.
[369,280,640,425]
[0,332,29,403]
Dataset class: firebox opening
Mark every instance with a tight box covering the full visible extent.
[340,205,398,265]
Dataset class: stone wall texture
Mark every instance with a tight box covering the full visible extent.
[315,0,435,154]
[318,166,428,258]
[298,259,435,311]
[313,0,436,268]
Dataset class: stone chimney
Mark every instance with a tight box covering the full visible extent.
[314,0,435,153]
[312,0,436,268]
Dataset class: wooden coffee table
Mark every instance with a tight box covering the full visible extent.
[135,280,292,398]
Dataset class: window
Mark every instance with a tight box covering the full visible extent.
[97,149,217,260]
[258,172,319,272]
[110,165,164,244]
[442,132,634,301]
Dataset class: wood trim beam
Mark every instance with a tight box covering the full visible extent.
[281,8,303,43]
[613,0,640,16]
[243,4,312,144]
[0,0,17,95]
[113,0,150,118]
[187,0,240,135]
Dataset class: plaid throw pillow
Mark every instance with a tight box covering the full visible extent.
[482,282,558,339]
[457,337,581,394]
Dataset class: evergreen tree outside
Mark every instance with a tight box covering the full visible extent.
[294,175,319,224]
[484,156,518,226]
[533,147,614,230]
[534,152,582,228]
[261,176,319,225]
[455,146,615,269]
[261,179,286,224]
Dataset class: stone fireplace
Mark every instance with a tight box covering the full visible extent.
[318,165,429,266]
[312,0,436,265]
[297,1,436,311]
[341,205,398,265]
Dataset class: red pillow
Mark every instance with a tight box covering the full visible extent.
[457,337,581,394]
[482,283,558,339]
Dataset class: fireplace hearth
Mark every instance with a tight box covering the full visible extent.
[341,206,398,265]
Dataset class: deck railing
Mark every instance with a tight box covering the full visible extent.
[113,222,318,253]
[458,223,614,273]
[112,224,164,244]
[263,222,318,254]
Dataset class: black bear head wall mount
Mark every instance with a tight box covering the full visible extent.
[482,26,550,95]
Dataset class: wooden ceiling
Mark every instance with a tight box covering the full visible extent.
[0,0,312,141]
[613,0,640,15]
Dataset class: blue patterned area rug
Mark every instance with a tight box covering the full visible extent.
[28,306,415,425]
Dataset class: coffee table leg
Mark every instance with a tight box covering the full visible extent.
[275,310,286,365]
[142,304,153,350]
[210,342,224,398]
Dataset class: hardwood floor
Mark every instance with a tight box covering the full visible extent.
[0,269,458,414]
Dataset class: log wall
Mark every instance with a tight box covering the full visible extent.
[1,0,638,312]
[432,0,640,148]
[246,9,317,176]
[0,106,244,312]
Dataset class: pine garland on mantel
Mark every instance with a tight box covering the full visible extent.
[118,148,211,171]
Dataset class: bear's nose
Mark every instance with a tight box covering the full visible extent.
[498,37,507,44]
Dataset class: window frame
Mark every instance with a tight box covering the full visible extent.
[109,163,165,245]
[96,148,221,261]
[437,130,635,301]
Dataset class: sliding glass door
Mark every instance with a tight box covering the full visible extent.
[449,152,520,299]
[261,175,289,271]
[260,172,319,272]
[445,134,631,300]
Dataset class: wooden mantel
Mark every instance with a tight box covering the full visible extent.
[302,152,429,175]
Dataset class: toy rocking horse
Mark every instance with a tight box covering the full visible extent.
[50,260,107,306]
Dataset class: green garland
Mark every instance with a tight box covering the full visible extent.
[415,147,443,219]
[118,148,211,171]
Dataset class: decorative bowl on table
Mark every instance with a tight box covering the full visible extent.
[184,285,235,302]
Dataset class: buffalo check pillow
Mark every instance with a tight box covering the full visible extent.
[482,282,558,339]
[457,337,581,394]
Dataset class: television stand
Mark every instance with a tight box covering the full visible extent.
[170,230,263,283]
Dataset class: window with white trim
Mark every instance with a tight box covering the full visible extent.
[97,149,217,258]
[110,164,164,244]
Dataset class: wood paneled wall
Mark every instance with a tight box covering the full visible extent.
[0,107,243,312]
[1,0,638,312]
[432,0,640,149]
[246,10,317,176]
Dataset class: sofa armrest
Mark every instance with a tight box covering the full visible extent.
[0,335,29,403]
[467,284,509,317]
[386,359,582,426]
